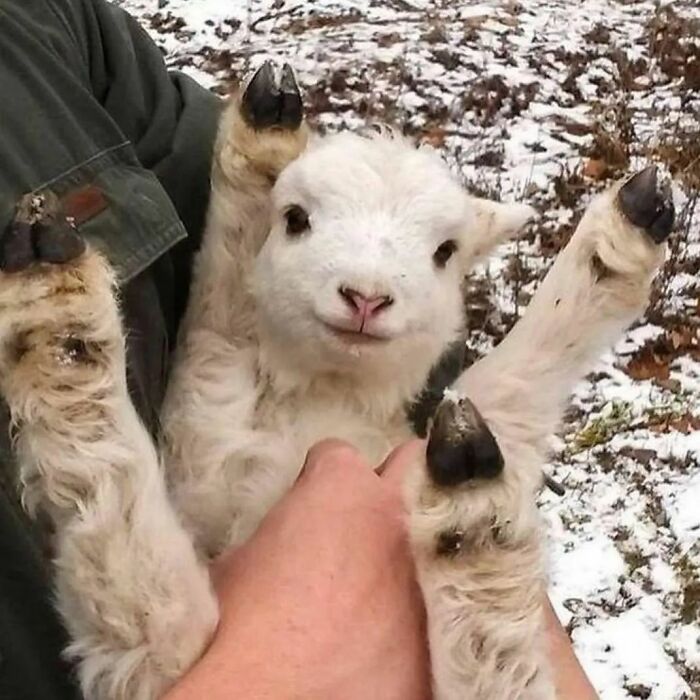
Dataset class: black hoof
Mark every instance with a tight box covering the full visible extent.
[241,61,303,131]
[0,221,34,272]
[426,397,504,488]
[617,166,675,244]
[34,219,86,264]
[279,63,303,129]
[0,194,86,273]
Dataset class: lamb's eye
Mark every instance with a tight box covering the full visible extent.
[285,205,310,237]
[433,240,458,268]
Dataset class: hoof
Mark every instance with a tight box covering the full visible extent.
[426,397,504,488]
[617,166,675,244]
[0,221,34,272]
[241,61,303,131]
[0,194,86,273]
[34,220,87,265]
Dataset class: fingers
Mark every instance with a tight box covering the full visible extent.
[300,438,367,479]
[302,438,424,488]
[216,439,418,592]
[376,439,424,489]
[299,438,424,519]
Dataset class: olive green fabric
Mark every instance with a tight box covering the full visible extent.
[0,0,221,270]
[0,1,222,697]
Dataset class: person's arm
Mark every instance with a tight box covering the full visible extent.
[164,439,600,700]
[165,440,430,700]
[545,598,600,700]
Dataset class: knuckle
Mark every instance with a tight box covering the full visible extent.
[303,439,369,480]
[305,439,361,469]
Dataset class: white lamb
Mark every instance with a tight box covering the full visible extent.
[0,62,675,700]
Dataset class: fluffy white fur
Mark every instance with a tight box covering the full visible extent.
[163,111,535,556]
[0,252,217,699]
[408,182,664,699]
[0,76,666,699]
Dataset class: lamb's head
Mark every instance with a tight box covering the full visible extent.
[253,131,534,394]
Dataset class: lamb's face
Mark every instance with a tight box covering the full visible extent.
[253,132,533,387]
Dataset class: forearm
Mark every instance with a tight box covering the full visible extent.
[162,621,382,700]
[162,638,300,700]
[544,599,599,700]
[163,577,342,700]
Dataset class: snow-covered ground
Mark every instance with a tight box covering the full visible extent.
[117,1,699,697]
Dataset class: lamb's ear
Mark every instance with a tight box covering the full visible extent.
[460,196,537,263]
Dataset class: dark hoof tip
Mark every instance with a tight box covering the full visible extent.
[279,63,303,130]
[241,61,303,131]
[426,397,504,488]
[0,221,35,272]
[0,197,86,273]
[618,166,675,244]
[35,221,86,264]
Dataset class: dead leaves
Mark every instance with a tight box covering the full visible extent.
[626,345,672,381]
[624,326,700,435]
[646,410,700,435]
[583,158,609,180]
[422,126,447,148]
[625,328,697,406]
[625,326,699,383]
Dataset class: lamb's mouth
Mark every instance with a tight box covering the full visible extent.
[320,321,391,345]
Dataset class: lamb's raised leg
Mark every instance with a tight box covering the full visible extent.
[409,168,675,700]
[0,206,217,699]
[163,62,309,556]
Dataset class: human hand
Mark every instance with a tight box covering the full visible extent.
[165,439,430,700]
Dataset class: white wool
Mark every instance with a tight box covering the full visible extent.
[164,105,535,557]
[0,92,664,699]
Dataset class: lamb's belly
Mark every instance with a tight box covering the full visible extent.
[282,406,411,469]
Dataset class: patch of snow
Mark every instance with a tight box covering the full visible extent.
[575,609,692,699]
[662,473,700,551]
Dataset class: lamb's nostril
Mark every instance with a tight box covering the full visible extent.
[373,295,394,313]
[338,286,361,311]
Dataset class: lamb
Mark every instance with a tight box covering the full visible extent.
[0,61,675,700]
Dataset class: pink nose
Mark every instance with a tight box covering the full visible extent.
[338,286,394,321]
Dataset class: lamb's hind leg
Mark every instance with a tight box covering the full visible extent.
[0,206,217,700]
[409,168,675,700]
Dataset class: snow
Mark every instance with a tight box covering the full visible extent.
[663,474,700,550]
[575,609,692,700]
[116,1,699,697]
[548,535,627,603]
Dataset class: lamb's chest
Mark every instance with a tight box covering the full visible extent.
[264,395,412,468]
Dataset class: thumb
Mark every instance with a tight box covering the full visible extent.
[376,439,425,491]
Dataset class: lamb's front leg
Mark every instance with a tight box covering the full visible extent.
[164,62,308,556]
[0,210,217,699]
[409,168,675,700]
